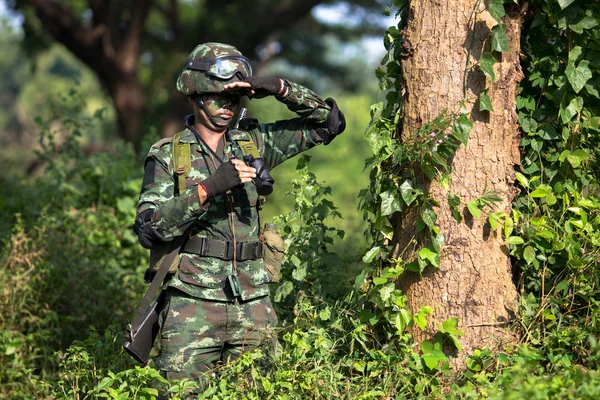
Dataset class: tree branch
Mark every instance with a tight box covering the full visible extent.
[156,0,181,40]
[25,0,116,83]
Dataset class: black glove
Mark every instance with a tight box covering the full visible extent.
[245,76,286,99]
[315,98,346,145]
[201,161,242,199]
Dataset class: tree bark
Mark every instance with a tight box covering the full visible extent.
[394,0,523,359]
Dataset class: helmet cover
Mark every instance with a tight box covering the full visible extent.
[176,42,252,95]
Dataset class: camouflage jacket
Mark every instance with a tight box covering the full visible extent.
[136,81,332,301]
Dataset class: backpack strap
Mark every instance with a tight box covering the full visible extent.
[172,132,191,196]
[233,131,265,237]
[234,131,260,159]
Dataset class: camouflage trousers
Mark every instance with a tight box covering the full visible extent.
[155,288,277,383]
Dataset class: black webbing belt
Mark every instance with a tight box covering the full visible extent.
[183,236,264,261]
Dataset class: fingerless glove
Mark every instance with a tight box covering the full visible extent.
[201,161,242,199]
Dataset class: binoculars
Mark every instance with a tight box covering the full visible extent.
[243,154,274,196]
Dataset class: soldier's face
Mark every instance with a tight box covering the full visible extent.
[197,93,241,127]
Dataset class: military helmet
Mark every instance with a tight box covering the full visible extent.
[176,42,253,95]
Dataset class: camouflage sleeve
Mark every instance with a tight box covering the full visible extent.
[250,80,332,169]
[137,143,208,240]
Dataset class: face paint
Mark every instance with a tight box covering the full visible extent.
[196,93,241,127]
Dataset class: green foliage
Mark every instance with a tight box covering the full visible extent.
[0,86,146,398]
[270,154,346,321]
[510,0,600,368]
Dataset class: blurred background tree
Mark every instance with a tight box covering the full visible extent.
[5,0,390,145]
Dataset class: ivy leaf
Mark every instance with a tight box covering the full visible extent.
[418,247,440,268]
[363,246,381,263]
[487,0,506,23]
[565,60,593,93]
[421,207,438,232]
[440,317,464,336]
[467,200,481,219]
[568,46,583,63]
[292,264,307,281]
[568,16,599,34]
[566,149,590,168]
[480,52,496,81]
[491,24,509,53]
[560,97,583,123]
[448,194,463,223]
[452,114,473,145]
[274,281,294,302]
[585,80,600,99]
[479,90,494,112]
[558,0,576,9]
[400,180,422,206]
[380,190,402,216]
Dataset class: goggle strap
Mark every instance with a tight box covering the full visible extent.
[185,60,211,72]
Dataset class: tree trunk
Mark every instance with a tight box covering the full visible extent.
[394,0,523,358]
[108,74,145,145]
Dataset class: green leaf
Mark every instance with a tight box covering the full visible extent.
[480,52,496,81]
[487,0,506,23]
[569,16,599,34]
[515,172,529,188]
[363,246,381,263]
[373,277,388,285]
[292,264,307,281]
[452,114,473,145]
[491,24,509,53]
[467,200,481,219]
[97,377,114,391]
[560,97,583,123]
[488,212,504,230]
[400,180,421,206]
[274,281,294,302]
[566,149,590,168]
[319,307,331,321]
[568,46,584,63]
[418,247,440,268]
[523,246,535,264]
[380,190,402,216]
[479,90,494,112]
[565,60,592,93]
[530,184,552,198]
[507,236,524,245]
[420,207,437,232]
[440,318,464,336]
[558,0,576,9]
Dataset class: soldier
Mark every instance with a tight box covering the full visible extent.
[133,42,345,387]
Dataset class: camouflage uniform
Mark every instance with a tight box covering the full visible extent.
[136,80,333,382]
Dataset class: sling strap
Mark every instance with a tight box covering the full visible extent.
[129,235,185,335]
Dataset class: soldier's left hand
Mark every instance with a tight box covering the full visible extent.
[241,77,288,99]
[223,81,255,98]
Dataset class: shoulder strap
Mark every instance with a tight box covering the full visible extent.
[234,131,260,159]
[172,132,191,196]
[232,131,265,237]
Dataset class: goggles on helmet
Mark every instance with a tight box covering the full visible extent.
[184,55,253,80]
